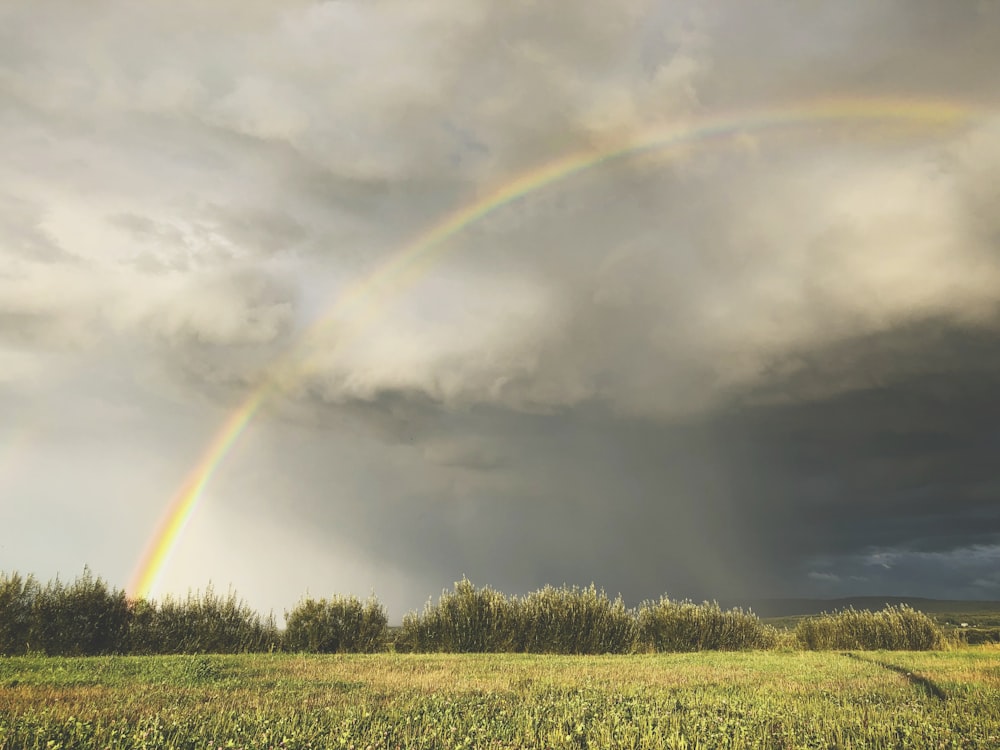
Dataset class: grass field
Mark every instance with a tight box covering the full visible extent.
[2,649,999,749]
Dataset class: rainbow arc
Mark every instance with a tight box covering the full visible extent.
[127,95,984,600]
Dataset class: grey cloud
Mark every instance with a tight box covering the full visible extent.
[4,0,1000,615]
[139,269,297,348]
[699,0,1000,104]
[422,438,506,471]
[804,545,1000,600]
[0,196,73,264]
[110,214,187,246]
[200,204,308,257]
[286,119,1000,423]
[709,326,1000,587]
[262,312,1000,609]
[262,403,757,606]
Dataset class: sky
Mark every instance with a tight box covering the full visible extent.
[2,0,1000,621]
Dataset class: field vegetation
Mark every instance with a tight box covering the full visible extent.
[2,649,999,748]
[283,595,388,654]
[795,606,946,651]
[3,570,998,747]
[1,570,954,655]
[0,570,280,656]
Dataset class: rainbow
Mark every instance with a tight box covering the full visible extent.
[127,95,983,600]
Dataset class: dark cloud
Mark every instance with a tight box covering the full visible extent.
[710,319,1000,593]
[255,318,1000,611]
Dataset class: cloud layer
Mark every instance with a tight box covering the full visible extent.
[2,0,999,617]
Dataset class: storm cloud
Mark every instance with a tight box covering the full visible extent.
[2,0,999,618]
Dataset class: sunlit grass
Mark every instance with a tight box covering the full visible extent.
[2,649,999,749]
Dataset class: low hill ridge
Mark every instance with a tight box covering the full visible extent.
[719,597,1000,618]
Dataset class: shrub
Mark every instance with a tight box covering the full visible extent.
[0,572,39,655]
[393,611,427,653]
[396,580,636,654]
[518,584,637,654]
[636,598,778,652]
[127,586,280,654]
[395,579,519,653]
[284,594,388,653]
[16,568,131,656]
[796,605,945,650]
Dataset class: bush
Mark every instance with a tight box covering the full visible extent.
[127,587,280,654]
[40,568,132,655]
[395,579,519,653]
[518,584,636,654]
[0,572,39,655]
[796,605,945,650]
[396,580,635,654]
[0,568,133,656]
[2,568,951,655]
[393,611,426,653]
[636,598,778,652]
[284,595,388,653]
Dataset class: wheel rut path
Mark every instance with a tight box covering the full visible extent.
[842,652,947,701]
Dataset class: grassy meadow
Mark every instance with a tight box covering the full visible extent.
[3,571,999,748]
[2,649,1000,749]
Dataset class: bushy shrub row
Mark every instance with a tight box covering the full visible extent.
[284,595,388,653]
[795,605,945,651]
[638,597,780,652]
[2,569,949,654]
[1,570,131,655]
[128,588,281,654]
[0,569,283,655]
[396,579,520,653]
[0,569,394,656]
[521,584,637,654]
[395,579,779,653]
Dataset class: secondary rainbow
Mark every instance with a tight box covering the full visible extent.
[127,95,982,600]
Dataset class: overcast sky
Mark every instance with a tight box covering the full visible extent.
[2,0,1000,621]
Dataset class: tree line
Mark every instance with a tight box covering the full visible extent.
[0,570,946,655]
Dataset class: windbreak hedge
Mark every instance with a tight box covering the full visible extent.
[0,569,130,656]
[284,595,388,653]
[1,569,949,654]
[127,587,281,654]
[796,605,945,650]
[395,579,519,653]
[636,597,779,652]
[518,584,636,654]
[0,570,278,655]
[395,579,776,654]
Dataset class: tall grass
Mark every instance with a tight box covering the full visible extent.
[127,587,281,654]
[0,572,37,655]
[0,568,130,655]
[0,570,278,655]
[796,605,946,650]
[395,579,520,653]
[1,568,951,655]
[636,597,779,652]
[395,581,771,653]
[283,594,388,653]
[519,584,636,654]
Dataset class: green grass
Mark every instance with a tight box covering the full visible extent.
[2,649,999,749]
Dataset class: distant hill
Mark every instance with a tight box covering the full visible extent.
[719,597,1000,618]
